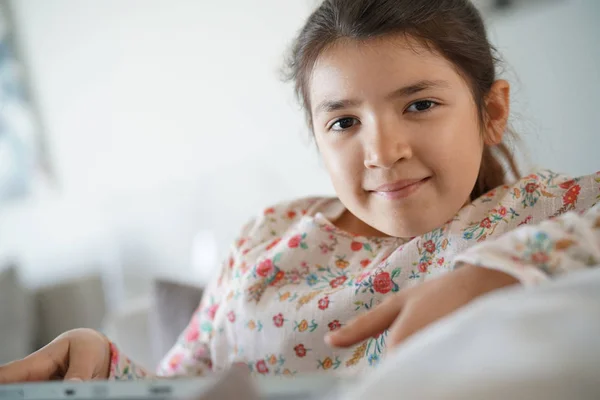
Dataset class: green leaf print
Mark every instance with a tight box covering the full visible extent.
[200,321,213,333]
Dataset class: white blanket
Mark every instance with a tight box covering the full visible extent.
[344,268,600,400]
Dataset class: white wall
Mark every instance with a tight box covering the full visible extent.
[4,0,598,299]
[10,0,330,196]
[485,0,599,175]
[6,0,333,298]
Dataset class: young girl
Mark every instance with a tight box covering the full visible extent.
[1,0,599,382]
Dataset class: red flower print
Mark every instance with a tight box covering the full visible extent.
[242,249,250,255]
[257,259,274,277]
[228,257,234,269]
[328,320,342,331]
[360,259,371,268]
[270,270,284,286]
[266,238,281,251]
[237,238,246,248]
[273,313,284,327]
[525,183,538,194]
[227,311,235,323]
[109,343,119,365]
[256,360,269,374]
[438,258,445,266]
[518,215,533,226]
[423,240,436,253]
[294,344,307,358]
[288,235,302,248]
[318,296,330,310]
[498,207,507,216]
[185,317,199,342]
[563,185,581,206]
[207,304,219,320]
[264,207,275,215]
[168,353,184,370]
[373,272,393,294]
[329,276,347,288]
[418,262,428,273]
[531,251,550,265]
[559,179,576,189]
[350,241,363,252]
[287,210,297,219]
[480,217,492,229]
[185,314,200,342]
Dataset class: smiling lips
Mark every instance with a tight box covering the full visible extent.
[371,177,430,200]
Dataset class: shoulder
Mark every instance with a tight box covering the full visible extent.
[509,169,598,212]
[471,169,599,221]
[259,197,335,221]
[235,196,334,247]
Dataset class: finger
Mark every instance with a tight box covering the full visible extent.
[63,342,98,381]
[326,295,403,348]
[385,303,425,348]
[386,298,465,348]
[0,345,63,383]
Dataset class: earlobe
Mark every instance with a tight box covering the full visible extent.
[484,79,510,145]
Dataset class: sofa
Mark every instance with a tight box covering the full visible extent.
[0,258,203,372]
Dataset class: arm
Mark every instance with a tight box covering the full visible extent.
[108,217,257,380]
[454,202,600,285]
[155,217,258,377]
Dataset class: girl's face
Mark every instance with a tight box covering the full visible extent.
[310,35,509,238]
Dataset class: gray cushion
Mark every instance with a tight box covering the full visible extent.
[35,274,106,348]
[149,279,204,366]
[0,264,33,363]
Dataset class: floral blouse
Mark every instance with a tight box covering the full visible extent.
[109,170,600,380]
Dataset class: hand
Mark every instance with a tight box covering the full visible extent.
[0,328,111,383]
[326,265,519,349]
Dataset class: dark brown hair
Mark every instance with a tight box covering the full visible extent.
[284,0,520,199]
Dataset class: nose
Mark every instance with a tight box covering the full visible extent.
[363,116,413,170]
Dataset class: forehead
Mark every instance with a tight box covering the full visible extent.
[308,35,468,110]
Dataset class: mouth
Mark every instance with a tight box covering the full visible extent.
[370,177,430,200]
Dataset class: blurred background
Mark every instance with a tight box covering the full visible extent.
[0,0,597,368]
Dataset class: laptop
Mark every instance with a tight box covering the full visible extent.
[0,367,343,400]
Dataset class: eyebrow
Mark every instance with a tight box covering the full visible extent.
[314,79,450,115]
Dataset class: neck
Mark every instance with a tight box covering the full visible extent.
[333,209,390,238]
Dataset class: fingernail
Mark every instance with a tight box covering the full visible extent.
[324,332,335,344]
[68,378,82,382]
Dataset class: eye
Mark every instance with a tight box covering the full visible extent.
[330,117,359,132]
[406,100,438,113]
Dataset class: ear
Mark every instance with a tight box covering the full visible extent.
[483,79,510,146]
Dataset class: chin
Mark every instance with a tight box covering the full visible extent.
[379,214,445,238]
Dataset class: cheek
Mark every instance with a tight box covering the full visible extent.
[416,114,483,185]
[317,137,365,192]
